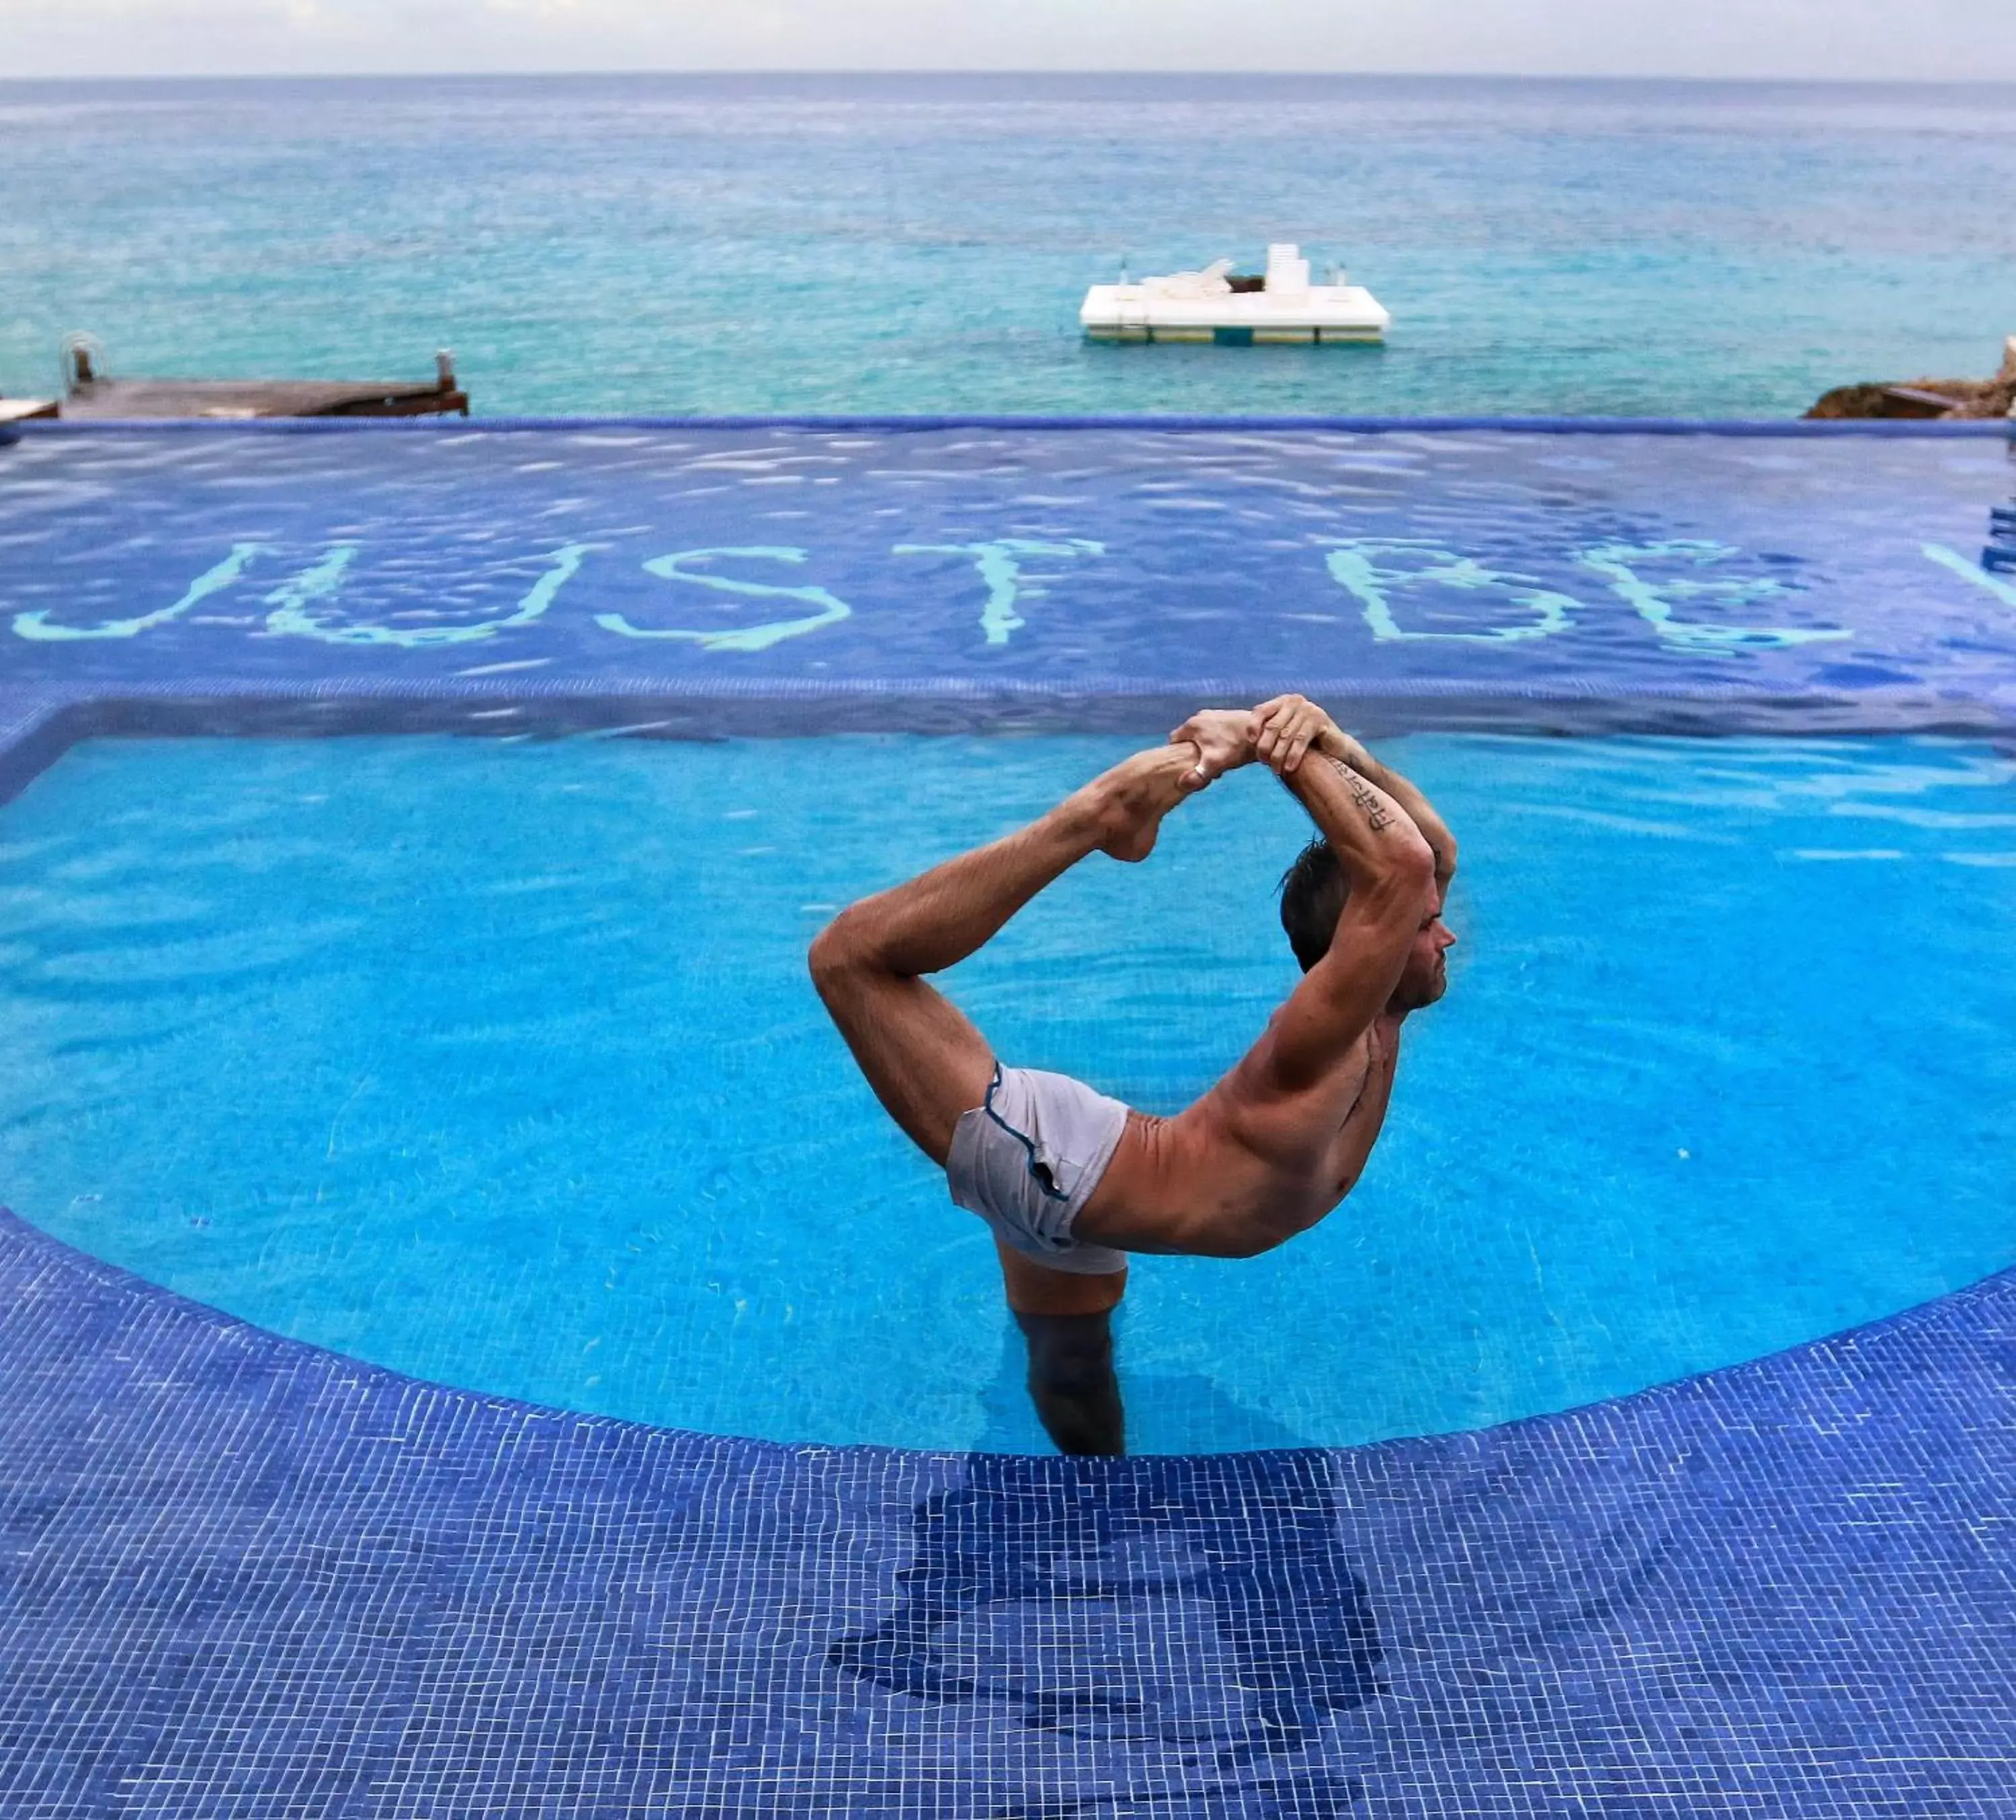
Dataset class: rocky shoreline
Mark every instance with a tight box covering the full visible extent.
[1807,335,2016,420]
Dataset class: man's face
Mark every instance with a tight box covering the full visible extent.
[1388,888,1456,1013]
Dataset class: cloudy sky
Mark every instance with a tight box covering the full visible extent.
[3,0,2013,83]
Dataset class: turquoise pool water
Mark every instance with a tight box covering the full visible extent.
[4,74,2015,417]
[5,731,2015,1453]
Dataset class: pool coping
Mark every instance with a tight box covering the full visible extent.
[6,675,2016,817]
[9,411,2015,437]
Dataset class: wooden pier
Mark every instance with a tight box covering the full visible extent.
[1,343,469,423]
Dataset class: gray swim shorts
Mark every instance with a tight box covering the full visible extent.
[946,1064,1131,1275]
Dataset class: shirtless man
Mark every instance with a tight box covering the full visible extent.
[809,695,1458,1456]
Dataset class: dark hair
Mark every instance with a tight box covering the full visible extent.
[1279,836,1349,973]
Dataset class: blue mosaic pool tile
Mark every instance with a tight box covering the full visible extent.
[1,1208,2011,1815]
[5,422,2016,741]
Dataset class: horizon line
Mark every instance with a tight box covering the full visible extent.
[6,67,2016,89]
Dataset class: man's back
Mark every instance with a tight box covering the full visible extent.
[1081,997,1413,1259]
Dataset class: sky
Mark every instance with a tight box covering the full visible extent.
[2,0,2014,83]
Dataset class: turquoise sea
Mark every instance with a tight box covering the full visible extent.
[2,73,2013,417]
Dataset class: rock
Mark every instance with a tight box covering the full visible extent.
[1805,339,2016,419]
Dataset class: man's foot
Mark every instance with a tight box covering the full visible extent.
[1016,1311,1126,1456]
[1082,746,1207,863]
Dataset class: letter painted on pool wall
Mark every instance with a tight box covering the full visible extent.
[264,543,591,648]
[599,547,852,652]
[1322,540,1577,643]
[11,542,594,649]
[1578,540,1847,653]
[259,545,359,642]
[11,542,263,641]
[33,530,2015,662]
[1923,543,2016,608]
[890,539,1105,645]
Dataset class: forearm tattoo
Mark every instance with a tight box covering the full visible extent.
[1331,758,1394,832]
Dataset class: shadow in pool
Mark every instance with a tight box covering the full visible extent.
[829,1446,1381,1811]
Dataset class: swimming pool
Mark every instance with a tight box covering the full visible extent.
[2,418,2013,1815]
[5,729,2013,1454]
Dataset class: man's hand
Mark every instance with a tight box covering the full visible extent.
[1252,694,1343,776]
[1255,695,1459,889]
[1168,707,1258,783]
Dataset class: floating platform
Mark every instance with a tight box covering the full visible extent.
[1081,243,1390,345]
[32,341,470,421]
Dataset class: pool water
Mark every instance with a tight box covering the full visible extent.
[4,731,2013,1454]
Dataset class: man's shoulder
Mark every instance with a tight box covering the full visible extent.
[1220,1015,1378,1104]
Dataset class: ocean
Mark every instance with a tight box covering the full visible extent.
[2,72,2013,418]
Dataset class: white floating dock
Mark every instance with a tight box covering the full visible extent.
[1081,243,1390,345]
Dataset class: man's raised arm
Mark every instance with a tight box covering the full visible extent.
[1261,747,1435,1091]
[1168,695,1456,888]
[1253,695,1458,889]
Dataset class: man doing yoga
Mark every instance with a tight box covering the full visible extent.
[809,695,1458,1456]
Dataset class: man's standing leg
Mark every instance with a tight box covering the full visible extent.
[997,1244,1127,1456]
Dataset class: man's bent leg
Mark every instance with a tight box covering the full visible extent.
[812,963,994,1170]
[808,745,1206,1167]
[999,1242,1127,1457]
[810,819,1094,1164]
